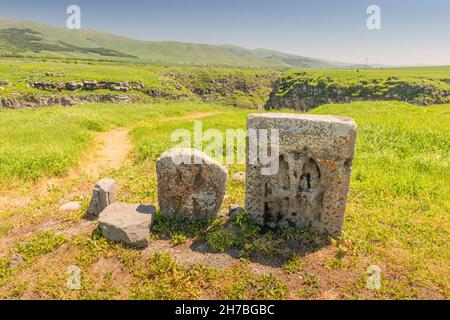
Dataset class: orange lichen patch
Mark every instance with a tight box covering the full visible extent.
[325,161,337,168]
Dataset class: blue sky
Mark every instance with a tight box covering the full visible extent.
[1,0,449,65]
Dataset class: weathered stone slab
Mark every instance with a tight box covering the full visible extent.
[156,148,228,220]
[87,178,116,218]
[246,113,358,236]
[98,202,156,248]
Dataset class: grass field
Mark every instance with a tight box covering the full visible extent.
[283,65,450,80]
[0,99,448,299]
[0,58,279,108]
[3,58,450,112]
[265,67,450,111]
[274,67,450,97]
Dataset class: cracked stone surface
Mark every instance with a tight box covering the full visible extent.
[246,113,358,236]
[98,202,156,248]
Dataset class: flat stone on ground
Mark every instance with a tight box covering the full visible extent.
[98,202,156,248]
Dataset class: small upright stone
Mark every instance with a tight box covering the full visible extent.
[98,202,156,248]
[87,178,116,218]
[246,113,358,236]
[157,148,228,220]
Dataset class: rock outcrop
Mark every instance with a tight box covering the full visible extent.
[0,69,279,110]
[0,94,140,109]
[265,74,450,111]
[29,80,145,92]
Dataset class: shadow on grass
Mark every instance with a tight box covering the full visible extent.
[152,211,332,268]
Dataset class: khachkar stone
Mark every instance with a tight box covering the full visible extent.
[87,178,117,217]
[246,113,358,236]
[157,148,228,220]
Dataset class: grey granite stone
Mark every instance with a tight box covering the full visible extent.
[98,202,155,248]
[246,113,358,236]
[87,178,116,218]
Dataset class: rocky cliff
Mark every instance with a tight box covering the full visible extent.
[0,68,279,109]
[265,72,450,111]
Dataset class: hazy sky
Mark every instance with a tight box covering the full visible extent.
[1,0,449,65]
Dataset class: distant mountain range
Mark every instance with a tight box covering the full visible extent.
[0,17,359,68]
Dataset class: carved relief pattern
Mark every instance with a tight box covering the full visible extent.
[263,153,324,228]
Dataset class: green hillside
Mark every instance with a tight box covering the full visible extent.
[0,17,336,68]
[252,48,335,68]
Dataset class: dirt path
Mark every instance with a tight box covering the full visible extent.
[180,111,218,120]
[0,195,32,212]
[143,238,283,275]
[0,111,215,253]
[76,111,216,177]
[79,128,132,177]
[162,111,219,121]
[0,111,217,212]
[0,128,132,214]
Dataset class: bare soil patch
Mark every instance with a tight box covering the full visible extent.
[80,128,132,177]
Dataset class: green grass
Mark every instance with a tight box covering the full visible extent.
[0,99,448,299]
[0,258,12,287]
[282,66,450,82]
[0,101,217,183]
[310,102,449,257]
[15,231,66,262]
[267,69,450,110]
[283,254,303,274]
[0,58,278,108]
